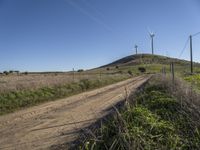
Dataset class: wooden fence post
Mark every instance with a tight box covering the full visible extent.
[171,62,175,84]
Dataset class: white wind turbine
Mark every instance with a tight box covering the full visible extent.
[148,28,155,55]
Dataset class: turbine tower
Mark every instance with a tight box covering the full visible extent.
[148,29,155,55]
[135,45,138,54]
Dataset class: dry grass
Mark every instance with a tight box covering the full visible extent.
[0,72,128,94]
[0,72,131,115]
[156,74,200,119]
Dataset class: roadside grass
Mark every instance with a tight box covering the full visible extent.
[0,71,128,93]
[184,74,200,91]
[0,75,130,115]
[79,75,200,150]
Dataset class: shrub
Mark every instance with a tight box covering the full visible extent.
[118,70,123,74]
[106,67,110,71]
[79,79,91,90]
[115,66,119,69]
[138,67,146,73]
[128,70,133,76]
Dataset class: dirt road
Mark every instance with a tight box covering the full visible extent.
[0,75,150,150]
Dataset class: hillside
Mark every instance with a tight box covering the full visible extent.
[102,54,200,67]
[95,54,200,75]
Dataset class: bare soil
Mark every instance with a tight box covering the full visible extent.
[0,75,150,150]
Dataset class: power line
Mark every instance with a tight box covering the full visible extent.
[178,37,189,58]
[65,0,113,32]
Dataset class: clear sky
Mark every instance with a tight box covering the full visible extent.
[0,0,200,72]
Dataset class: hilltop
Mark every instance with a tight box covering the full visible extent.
[94,54,200,75]
[102,54,199,67]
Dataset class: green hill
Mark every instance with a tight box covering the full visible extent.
[97,54,200,75]
[103,54,199,67]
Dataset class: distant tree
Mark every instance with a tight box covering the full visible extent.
[24,71,28,75]
[9,70,14,74]
[77,69,84,72]
[115,66,119,69]
[14,70,20,74]
[106,67,110,71]
[3,71,9,75]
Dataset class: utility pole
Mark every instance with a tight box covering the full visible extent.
[190,35,193,74]
[170,63,172,73]
[151,36,154,54]
[72,68,75,82]
[135,45,138,54]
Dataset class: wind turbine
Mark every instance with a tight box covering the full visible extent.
[148,29,155,55]
[134,45,138,54]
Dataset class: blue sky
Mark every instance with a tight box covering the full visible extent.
[0,0,200,72]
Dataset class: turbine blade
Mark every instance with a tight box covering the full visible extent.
[147,27,152,35]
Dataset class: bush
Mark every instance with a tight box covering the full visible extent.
[128,70,133,76]
[138,67,146,73]
[106,67,110,71]
[79,79,91,90]
[115,66,119,69]
[118,70,123,74]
